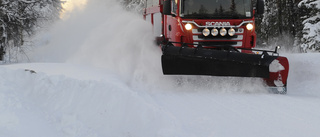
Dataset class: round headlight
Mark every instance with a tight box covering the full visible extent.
[220,28,227,36]
[228,28,236,36]
[246,23,254,31]
[211,28,219,36]
[185,23,192,30]
[202,28,210,37]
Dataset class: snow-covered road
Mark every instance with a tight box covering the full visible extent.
[1,54,320,137]
[1,0,320,136]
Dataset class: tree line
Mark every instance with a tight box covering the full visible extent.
[257,0,320,52]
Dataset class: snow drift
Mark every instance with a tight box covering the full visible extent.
[2,55,320,137]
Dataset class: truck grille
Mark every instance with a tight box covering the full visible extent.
[192,28,244,47]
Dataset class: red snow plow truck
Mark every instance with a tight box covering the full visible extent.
[144,0,289,94]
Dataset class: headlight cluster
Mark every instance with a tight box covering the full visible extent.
[202,28,236,37]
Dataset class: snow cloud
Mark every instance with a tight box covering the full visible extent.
[28,0,267,93]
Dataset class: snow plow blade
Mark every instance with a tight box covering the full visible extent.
[162,45,278,78]
[161,44,290,94]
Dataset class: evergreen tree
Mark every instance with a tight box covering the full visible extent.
[199,5,208,14]
[260,0,279,44]
[121,0,145,13]
[299,0,320,52]
[230,0,236,14]
[219,5,224,14]
[259,0,300,50]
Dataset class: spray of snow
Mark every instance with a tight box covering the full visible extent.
[27,0,267,93]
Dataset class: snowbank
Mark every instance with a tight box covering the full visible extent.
[1,57,320,137]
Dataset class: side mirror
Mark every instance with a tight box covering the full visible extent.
[163,0,172,15]
[256,0,264,15]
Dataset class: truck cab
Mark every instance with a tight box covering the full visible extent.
[144,0,264,50]
[144,0,289,94]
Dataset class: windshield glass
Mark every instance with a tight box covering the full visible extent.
[181,0,252,19]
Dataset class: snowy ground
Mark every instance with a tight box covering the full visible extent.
[1,0,320,137]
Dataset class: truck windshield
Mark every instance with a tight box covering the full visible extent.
[181,0,252,19]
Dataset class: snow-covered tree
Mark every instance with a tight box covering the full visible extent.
[120,0,146,13]
[258,0,300,50]
[0,0,63,62]
[299,0,320,52]
[260,0,279,42]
